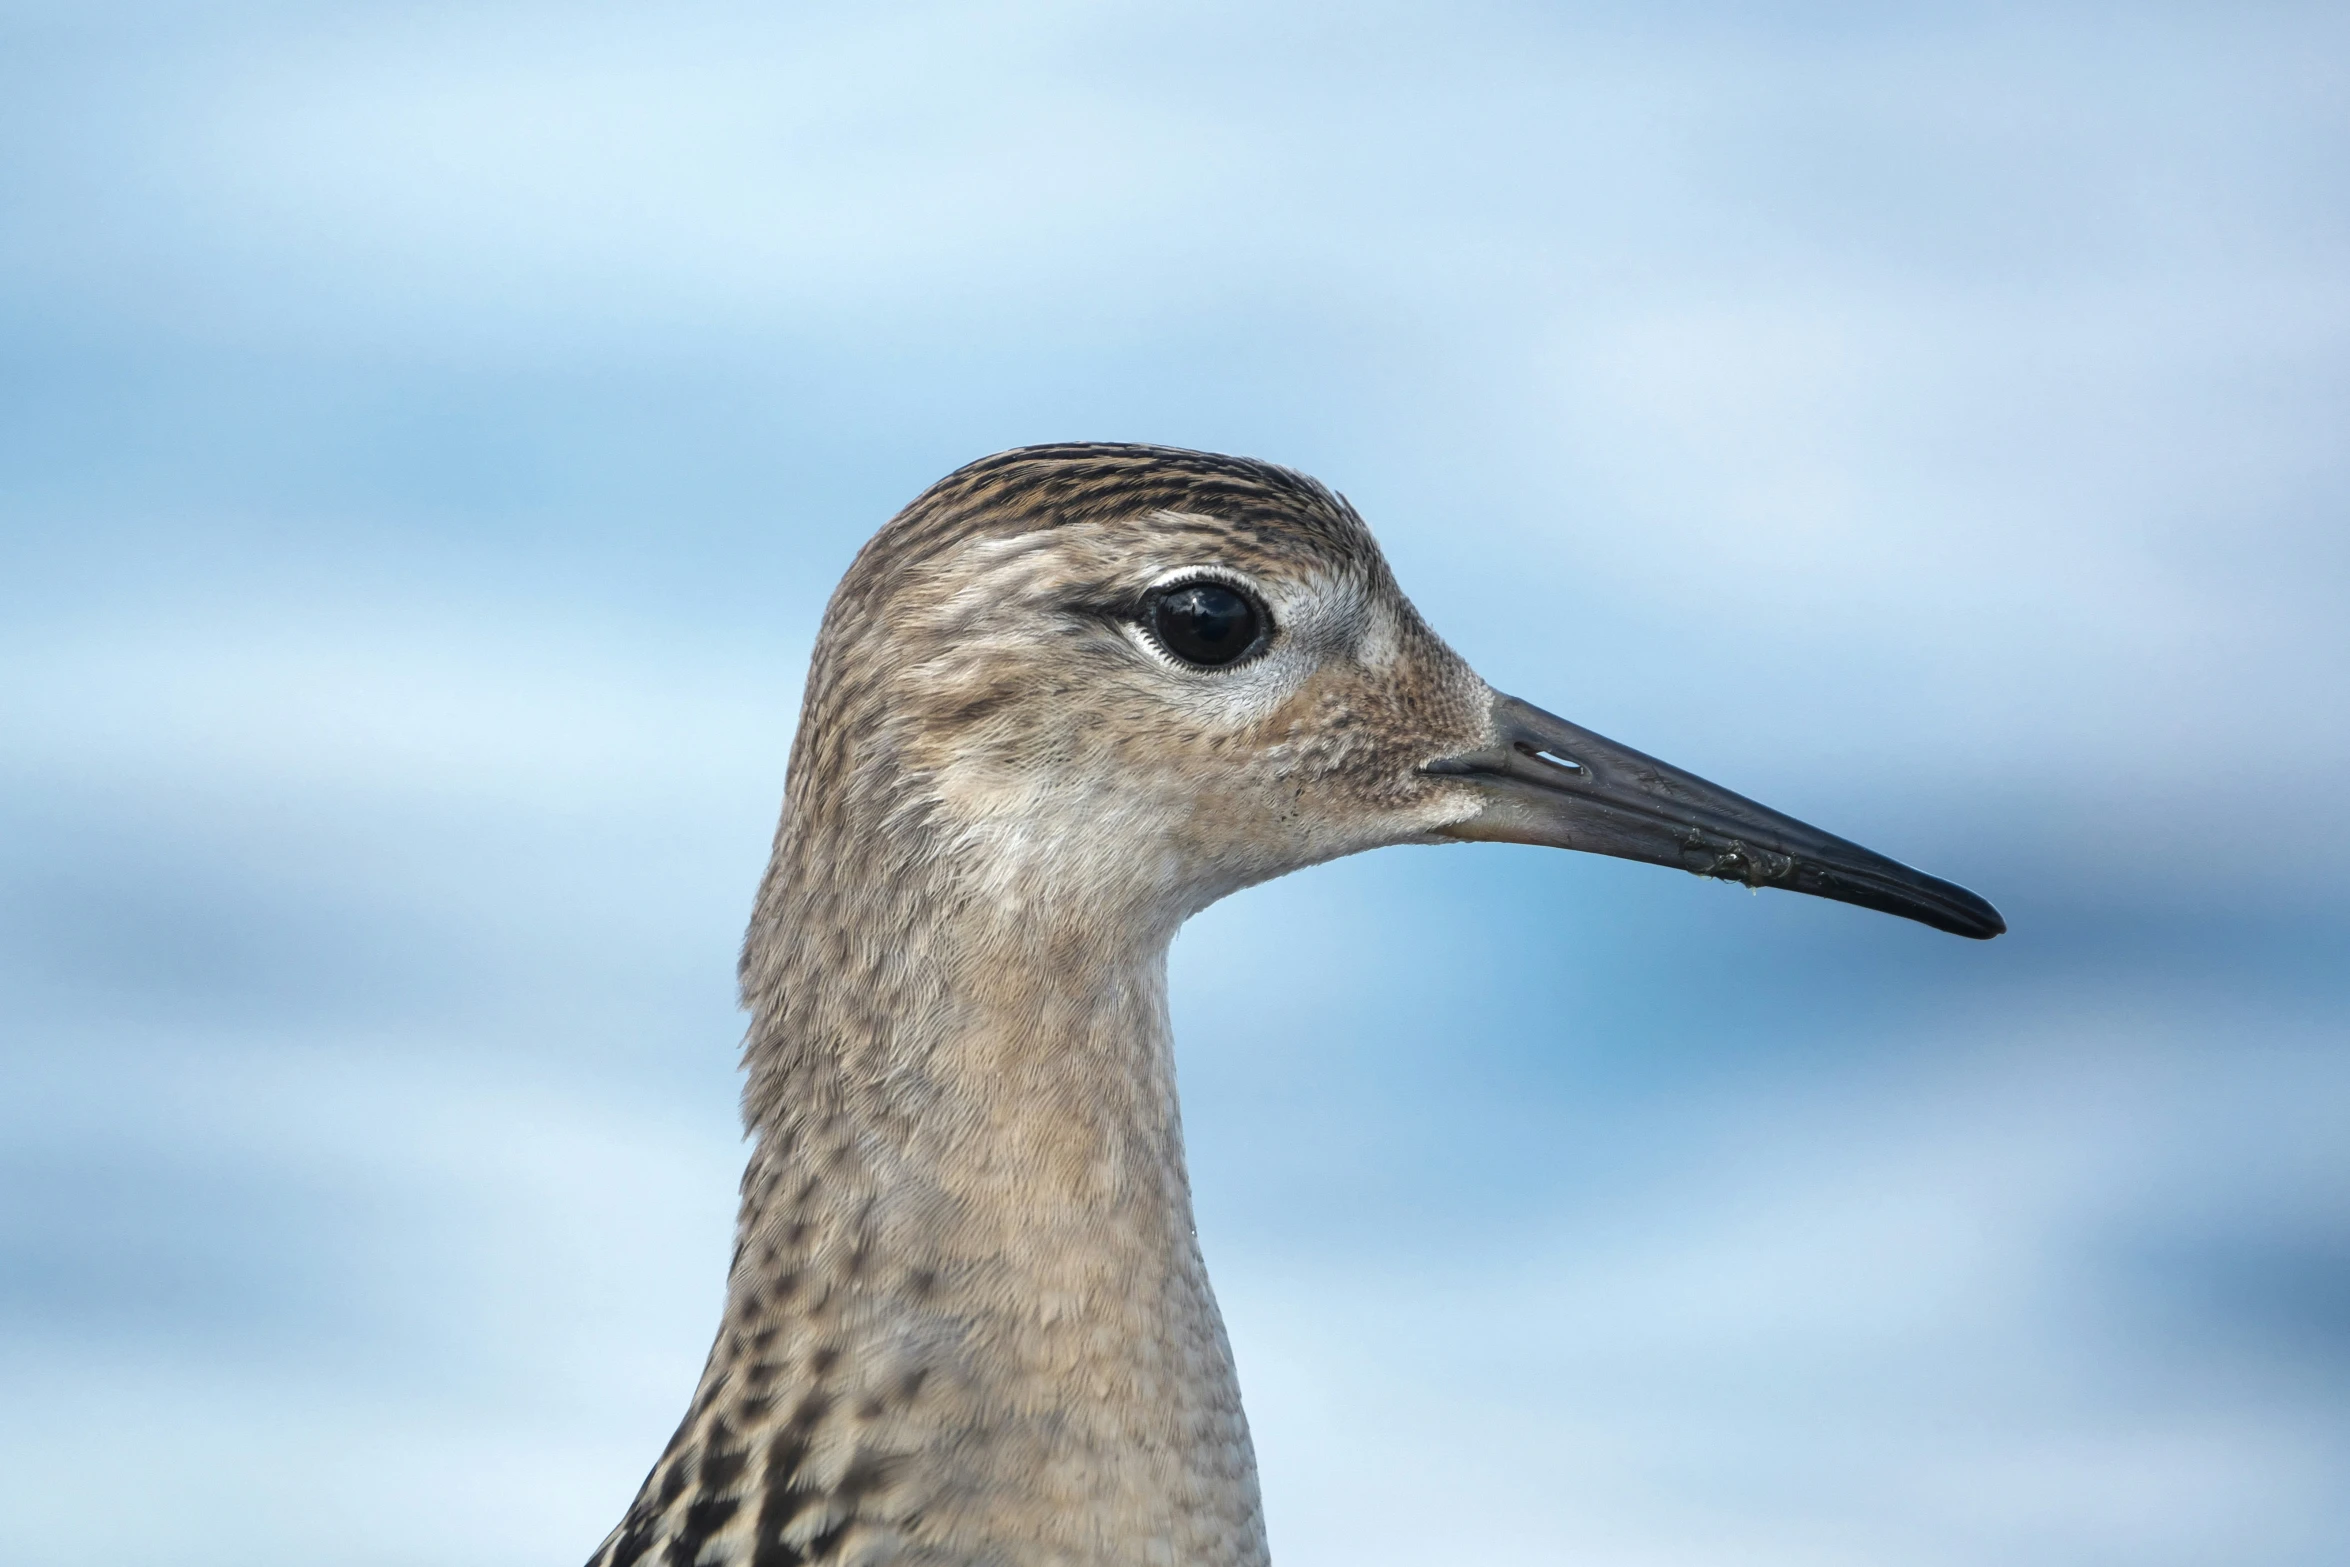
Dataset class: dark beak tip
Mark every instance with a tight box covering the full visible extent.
[1933,910,2005,941]
[1913,878,2005,941]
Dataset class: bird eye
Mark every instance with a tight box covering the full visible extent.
[1146,580,1267,669]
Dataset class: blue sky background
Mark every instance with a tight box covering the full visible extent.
[3,2,2346,1563]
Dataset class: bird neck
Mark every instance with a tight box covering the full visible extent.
[592,819,1268,1567]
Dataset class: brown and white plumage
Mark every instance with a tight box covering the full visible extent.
[587,444,2001,1567]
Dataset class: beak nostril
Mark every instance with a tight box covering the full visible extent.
[1515,741,1587,778]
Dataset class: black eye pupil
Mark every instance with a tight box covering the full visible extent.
[1149,582,1263,667]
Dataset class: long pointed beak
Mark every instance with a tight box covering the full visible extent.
[1427,693,2005,939]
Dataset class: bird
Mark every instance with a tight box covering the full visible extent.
[585,443,2003,1567]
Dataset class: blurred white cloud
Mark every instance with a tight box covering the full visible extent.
[1220,1015,2350,1567]
[3,603,795,810]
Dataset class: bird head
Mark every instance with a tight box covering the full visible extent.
[776,444,2002,950]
